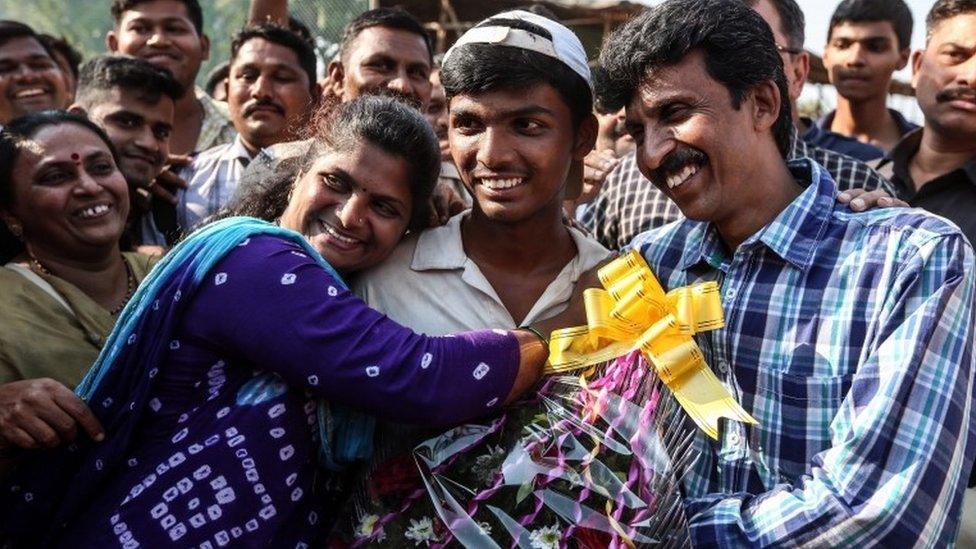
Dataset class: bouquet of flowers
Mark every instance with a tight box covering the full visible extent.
[329,352,698,548]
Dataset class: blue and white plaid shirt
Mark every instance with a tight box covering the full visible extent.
[631,159,976,547]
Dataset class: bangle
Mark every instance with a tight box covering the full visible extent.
[521,325,549,347]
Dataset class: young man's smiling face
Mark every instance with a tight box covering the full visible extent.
[625,50,778,223]
[0,36,69,123]
[107,0,208,90]
[449,83,593,224]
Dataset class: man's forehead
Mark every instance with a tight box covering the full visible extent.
[450,83,566,117]
[0,36,51,61]
[636,54,709,104]
[119,0,193,26]
[349,27,429,62]
[99,87,175,119]
[830,20,898,40]
[928,14,976,48]
[233,38,301,68]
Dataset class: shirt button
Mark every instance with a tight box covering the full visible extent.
[728,433,740,447]
[717,360,730,374]
[725,288,737,299]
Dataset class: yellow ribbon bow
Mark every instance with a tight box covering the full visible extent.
[547,250,757,439]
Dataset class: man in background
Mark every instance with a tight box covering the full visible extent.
[819,0,918,159]
[0,20,69,125]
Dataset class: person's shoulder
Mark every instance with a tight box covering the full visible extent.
[835,205,970,256]
[122,251,160,282]
[354,232,423,288]
[805,144,893,193]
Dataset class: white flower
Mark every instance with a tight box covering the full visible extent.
[355,514,385,542]
[404,517,437,546]
[529,523,562,549]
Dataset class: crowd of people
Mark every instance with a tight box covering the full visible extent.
[0,0,974,546]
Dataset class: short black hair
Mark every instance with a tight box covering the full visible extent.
[600,0,792,158]
[75,55,183,109]
[0,20,53,56]
[230,24,317,91]
[38,34,83,80]
[204,61,230,97]
[926,0,976,41]
[0,110,122,262]
[591,65,616,115]
[828,0,914,50]
[110,0,204,35]
[744,0,805,50]
[338,8,433,62]
[440,18,593,130]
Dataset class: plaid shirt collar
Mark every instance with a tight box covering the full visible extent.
[678,158,833,273]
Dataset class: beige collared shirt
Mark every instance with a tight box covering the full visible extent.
[354,212,610,335]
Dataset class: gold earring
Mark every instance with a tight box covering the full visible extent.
[6,220,23,239]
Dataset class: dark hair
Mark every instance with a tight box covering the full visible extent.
[828,0,914,50]
[592,65,616,115]
[926,0,976,41]
[515,4,560,20]
[599,0,792,157]
[744,0,805,50]
[338,8,433,62]
[0,110,122,262]
[229,95,440,232]
[441,19,593,130]
[38,34,83,80]
[75,55,184,109]
[0,20,53,56]
[204,61,229,97]
[230,24,317,91]
[110,0,204,35]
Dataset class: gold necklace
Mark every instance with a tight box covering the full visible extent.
[28,253,136,315]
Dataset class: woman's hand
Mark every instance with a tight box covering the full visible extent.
[0,378,104,450]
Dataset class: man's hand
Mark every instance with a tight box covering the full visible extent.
[0,378,104,450]
[837,188,908,212]
[580,149,620,206]
[151,154,192,205]
[428,180,467,227]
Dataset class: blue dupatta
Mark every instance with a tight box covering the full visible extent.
[0,217,375,545]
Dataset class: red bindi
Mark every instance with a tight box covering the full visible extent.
[70,153,81,163]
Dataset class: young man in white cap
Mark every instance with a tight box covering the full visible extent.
[354,9,608,335]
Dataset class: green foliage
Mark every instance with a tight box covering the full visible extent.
[0,0,368,85]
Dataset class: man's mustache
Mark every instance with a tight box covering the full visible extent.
[936,86,976,103]
[244,100,285,117]
[648,146,708,187]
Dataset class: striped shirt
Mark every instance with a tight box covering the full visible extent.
[631,159,976,547]
[583,132,896,251]
[177,136,255,231]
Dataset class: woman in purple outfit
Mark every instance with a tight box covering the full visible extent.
[1,97,572,548]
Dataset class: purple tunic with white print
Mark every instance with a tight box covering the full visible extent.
[61,235,520,548]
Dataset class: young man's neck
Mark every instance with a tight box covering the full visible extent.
[169,88,205,155]
[462,202,575,270]
[830,93,901,151]
[715,150,804,253]
[910,128,976,190]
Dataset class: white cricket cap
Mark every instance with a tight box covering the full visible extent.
[443,10,592,89]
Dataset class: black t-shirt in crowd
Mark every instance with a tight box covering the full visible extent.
[878,129,976,248]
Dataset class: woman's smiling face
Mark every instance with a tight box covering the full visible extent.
[5,123,129,259]
[279,140,414,273]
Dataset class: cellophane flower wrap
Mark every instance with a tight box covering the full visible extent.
[329,352,698,548]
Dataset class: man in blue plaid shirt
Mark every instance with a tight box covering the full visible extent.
[600,0,976,545]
